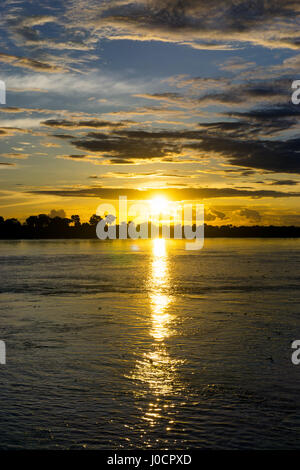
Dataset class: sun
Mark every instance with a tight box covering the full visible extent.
[150,196,169,215]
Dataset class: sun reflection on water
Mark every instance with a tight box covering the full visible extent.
[153,238,166,257]
[128,238,184,435]
[150,239,172,341]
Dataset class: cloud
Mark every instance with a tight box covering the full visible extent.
[4,0,300,56]
[135,92,187,105]
[0,107,83,116]
[187,134,300,174]
[49,209,66,218]
[98,170,190,179]
[70,130,182,162]
[52,134,75,140]
[239,208,262,223]
[0,118,43,129]
[0,127,31,137]
[0,107,29,114]
[164,76,229,91]
[106,105,188,119]
[58,154,91,160]
[5,10,92,51]
[105,127,300,170]
[3,71,150,97]
[0,162,16,167]
[66,0,300,50]
[222,102,300,138]
[1,153,29,159]
[0,53,68,73]
[18,15,56,28]
[206,209,228,221]
[268,179,299,186]
[41,142,61,148]
[28,186,300,199]
[220,58,256,71]
[41,119,130,129]
[49,123,300,173]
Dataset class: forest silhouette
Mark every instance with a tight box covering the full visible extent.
[0,213,299,239]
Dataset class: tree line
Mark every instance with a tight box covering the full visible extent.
[0,213,299,238]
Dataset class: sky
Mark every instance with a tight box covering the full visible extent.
[0,0,300,225]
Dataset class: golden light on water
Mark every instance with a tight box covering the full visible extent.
[150,239,172,341]
[150,297,170,341]
[128,238,184,433]
[152,237,166,257]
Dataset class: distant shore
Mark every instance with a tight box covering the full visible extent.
[1,214,300,239]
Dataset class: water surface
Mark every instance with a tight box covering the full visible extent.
[0,238,299,449]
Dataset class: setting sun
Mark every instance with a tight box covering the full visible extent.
[150,197,169,215]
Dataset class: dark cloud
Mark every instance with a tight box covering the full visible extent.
[223,102,300,139]
[6,0,300,53]
[4,1,300,63]
[42,119,129,129]
[239,208,262,223]
[28,186,300,200]
[63,125,300,173]
[197,79,290,107]
[53,134,76,140]
[269,179,299,186]
[71,131,182,161]
[199,118,294,138]
[86,0,300,50]
[187,135,300,174]
[226,104,300,122]
[136,80,290,110]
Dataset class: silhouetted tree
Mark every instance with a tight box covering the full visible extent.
[4,218,20,227]
[50,216,71,231]
[89,214,102,226]
[36,214,51,230]
[26,215,39,230]
[71,215,81,227]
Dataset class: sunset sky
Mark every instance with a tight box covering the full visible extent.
[0,0,300,225]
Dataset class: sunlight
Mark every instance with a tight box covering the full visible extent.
[127,235,183,433]
[150,238,171,341]
[153,237,166,257]
[150,196,169,215]
[151,297,171,341]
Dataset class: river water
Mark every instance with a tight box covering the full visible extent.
[0,238,299,449]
